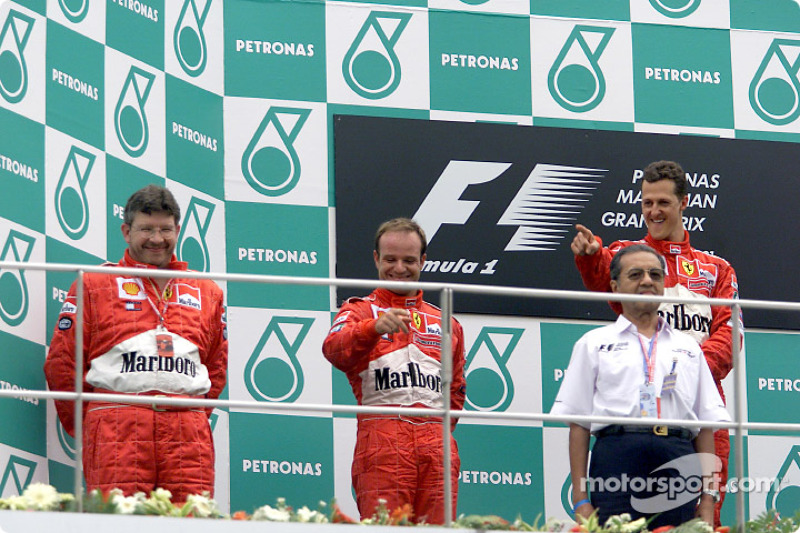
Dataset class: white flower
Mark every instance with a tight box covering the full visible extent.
[22,483,59,510]
[112,494,141,515]
[252,504,291,522]
[542,517,570,532]
[3,495,29,510]
[620,517,647,533]
[295,506,328,523]
[151,488,173,502]
[185,493,218,518]
[697,520,714,533]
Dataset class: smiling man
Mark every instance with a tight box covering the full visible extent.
[570,160,741,525]
[553,244,729,528]
[44,185,227,503]
[322,217,465,524]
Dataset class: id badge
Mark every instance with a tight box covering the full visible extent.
[156,330,174,358]
[662,373,677,394]
[639,383,657,418]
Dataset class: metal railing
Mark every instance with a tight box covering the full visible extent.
[0,260,794,529]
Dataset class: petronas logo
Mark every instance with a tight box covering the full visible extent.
[464,327,523,412]
[114,66,155,157]
[58,0,90,23]
[0,456,36,497]
[648,0,701,18]
[749,39,800,126]
[343,11,411,100]
[56,146,95,240]
[177,196,214,272]
[57,420,76,461]
[0,10,35,104]
[244,317,313,403]
[548,25,614,113]
[241,107,310,197]
[766,445,800,517]
[0,230,35,327]
[561,473,574,515]
[174,0,211,77]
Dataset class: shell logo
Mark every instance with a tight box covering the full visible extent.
[122,282,141,296]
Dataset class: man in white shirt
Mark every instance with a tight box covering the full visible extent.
[552,244,729,528]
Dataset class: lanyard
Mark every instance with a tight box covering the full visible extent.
[637,324,660,385]
[143,278,174,327]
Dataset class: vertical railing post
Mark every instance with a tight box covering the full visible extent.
[440,287,454,527]
[732,302,745,531]
[73,270,85,512]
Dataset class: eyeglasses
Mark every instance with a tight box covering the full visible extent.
[132,226,176,238]
[624,268,665,282]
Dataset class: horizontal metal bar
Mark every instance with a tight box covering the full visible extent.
[3,260,797,312]
[5,389,797,433]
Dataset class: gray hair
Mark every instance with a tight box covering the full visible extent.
[609,244,666,281]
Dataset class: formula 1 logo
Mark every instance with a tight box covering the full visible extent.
[0,10,35,104]
[749,39,800,126]
[174,0,212,77]
[114,66,156,157]
[0,455,36,498]
[648,0,701,18]
[413,161,608,250]
[548,25,614,113]
[241,107,311,197]
[55,146,95,240]
[0,230,35,327]
[464,327,523,412]
[245,316,313,403]
[58,0,90,23]
[343,11,411,100]
[177,196,215,272]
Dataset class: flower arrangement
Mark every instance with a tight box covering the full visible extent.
[0,484,796,533]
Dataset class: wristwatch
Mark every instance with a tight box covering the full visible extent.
[701,489,720,503]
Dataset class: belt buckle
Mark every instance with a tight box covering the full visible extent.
[653,425,668,436]
[151,394,167,412]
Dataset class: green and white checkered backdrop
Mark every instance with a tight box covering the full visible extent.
[2,0,800,523]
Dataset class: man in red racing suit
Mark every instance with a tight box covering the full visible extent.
[323,218,465,524]
[44,185,227,503]
[572,161,741,525]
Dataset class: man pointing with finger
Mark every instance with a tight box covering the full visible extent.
[323,217,466,524]
[571,160,741,526]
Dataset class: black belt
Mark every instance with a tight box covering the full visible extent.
[595,424,694,440]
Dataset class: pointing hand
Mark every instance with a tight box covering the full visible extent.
[571,224,600,256]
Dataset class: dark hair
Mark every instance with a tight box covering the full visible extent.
[610,244,666,281]
[642,160,687,199]
[123,185,181,226]
[374,218,427,258]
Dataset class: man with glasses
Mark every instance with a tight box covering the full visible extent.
[571,160,740,525]
[45,185,227,503]
[553,244,729,528]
